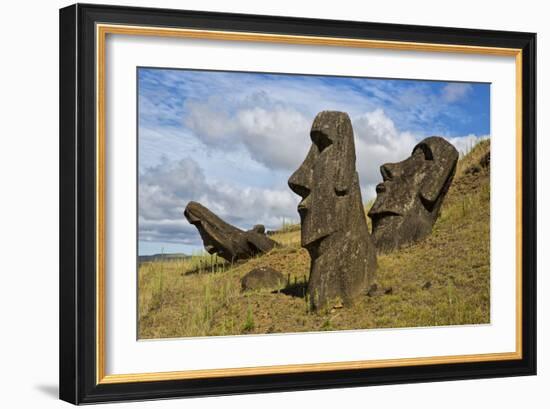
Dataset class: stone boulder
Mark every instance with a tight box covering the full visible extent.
[241,267,285,291]
[288,111,377,310]
[184,201,277,262]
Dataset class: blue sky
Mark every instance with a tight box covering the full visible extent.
[138,68,490,255]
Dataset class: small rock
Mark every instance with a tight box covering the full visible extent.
[366,283,378,297]
[465,165,481,174]
[241,267,285,292]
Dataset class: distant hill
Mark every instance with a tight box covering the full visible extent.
[138,253,189,263]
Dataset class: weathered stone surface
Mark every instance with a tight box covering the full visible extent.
[368,136,459,253]
[241,267,285,291]
[288,111,377,310]
[184,201,277,262]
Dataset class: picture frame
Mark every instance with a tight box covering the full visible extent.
[59,3,536,404]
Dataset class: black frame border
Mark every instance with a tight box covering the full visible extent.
[59,3,536,404]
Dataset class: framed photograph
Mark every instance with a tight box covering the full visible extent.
[59,3,536,404]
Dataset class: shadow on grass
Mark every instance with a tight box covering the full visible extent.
[276,281,307,298]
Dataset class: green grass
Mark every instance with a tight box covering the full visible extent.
[138,141,490,339]
[243,305,256,332]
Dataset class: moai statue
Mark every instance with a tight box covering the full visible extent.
[288,111,377,310]
[184,201,276,262]
[368,136,459,253]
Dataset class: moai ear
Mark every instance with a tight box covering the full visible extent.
[419,162,455,205]
[334,114,356,195]
[418,138,459,206]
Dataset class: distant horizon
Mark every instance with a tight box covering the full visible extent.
[139,251,189,256]
[138,68,490,256]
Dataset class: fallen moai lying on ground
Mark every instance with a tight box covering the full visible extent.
[184,201,277,262]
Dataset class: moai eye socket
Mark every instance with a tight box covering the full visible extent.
[413,143,434,160]
[311,130,333,153]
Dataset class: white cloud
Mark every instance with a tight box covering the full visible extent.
[352,109,418,199]
[447,134,490,155]
[235,106,311,169]
[441,83,473,103]
[183,93,312,171]
[183,94,420,184]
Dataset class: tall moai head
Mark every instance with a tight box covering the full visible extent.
[288,111,358,249]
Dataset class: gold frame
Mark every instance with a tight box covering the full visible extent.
[95,23,523,385]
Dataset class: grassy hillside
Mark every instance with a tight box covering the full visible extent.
[138,140,490,339]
